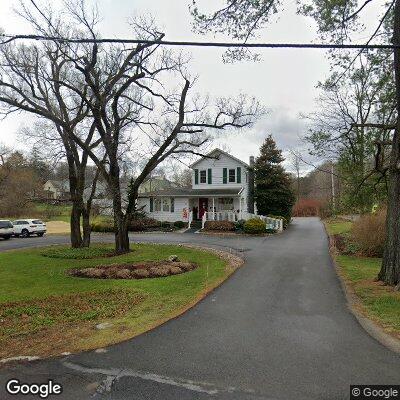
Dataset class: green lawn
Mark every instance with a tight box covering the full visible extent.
[0,244,238,359]
[33,203,72,222]
[324,218,353,235]
[337,255,400,335]
[325,218,400,339]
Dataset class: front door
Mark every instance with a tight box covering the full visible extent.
[198,198,208,219]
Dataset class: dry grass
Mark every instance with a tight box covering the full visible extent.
[351,209,386,257]
[0,289,144,359]
[46,221,71,235]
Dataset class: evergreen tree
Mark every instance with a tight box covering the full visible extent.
[254,136,295,222]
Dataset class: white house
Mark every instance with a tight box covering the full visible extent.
[137,148,261,226]
[43,180,70,200]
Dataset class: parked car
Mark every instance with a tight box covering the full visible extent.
[0,220,14,240]
[13,219,47,238]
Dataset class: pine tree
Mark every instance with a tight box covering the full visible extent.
[254,135,295,222]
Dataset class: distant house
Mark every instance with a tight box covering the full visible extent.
[43,180,70,200]
[137,148,260,226]
[138,176,176,194]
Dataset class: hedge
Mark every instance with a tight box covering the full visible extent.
[203,220,235,231]
[244,218,266,234]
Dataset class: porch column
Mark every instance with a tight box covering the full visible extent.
[239,197,242,220]
[212,197,215,220]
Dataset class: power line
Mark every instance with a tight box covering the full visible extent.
[0,34,398,49]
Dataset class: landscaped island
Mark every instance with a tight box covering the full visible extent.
[0,244,242,361]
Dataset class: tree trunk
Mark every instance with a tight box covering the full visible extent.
[110,160,130,254]
[379,0,400,288]
[70,202,83,248]
[81,208,91,247]
[114,212,130,254]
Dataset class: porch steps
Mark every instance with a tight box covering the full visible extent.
[184,221,202,233]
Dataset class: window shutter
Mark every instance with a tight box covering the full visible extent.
[170,198,174,213]
[237,167,241,183]
[195,169,199,185]
[223,168,227,184]
[208,168,212,184]
[150,197,153,212]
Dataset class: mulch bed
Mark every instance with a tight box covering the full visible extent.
[68,260,198,280]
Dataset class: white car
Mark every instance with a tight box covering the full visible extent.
[0,220,14,240]
[13,219,47,238]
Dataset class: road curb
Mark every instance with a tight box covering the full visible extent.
[323,222,400,355]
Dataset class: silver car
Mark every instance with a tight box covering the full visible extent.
[0,220,14,240]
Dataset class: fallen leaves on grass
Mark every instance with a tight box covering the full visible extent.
[0,289,145,340]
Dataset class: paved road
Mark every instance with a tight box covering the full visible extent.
[0,218,399,400]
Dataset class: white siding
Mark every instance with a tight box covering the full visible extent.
[192,153,248,189]
[191,152,249,212]
[137,197,189,223]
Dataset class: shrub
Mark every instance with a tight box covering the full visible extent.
[169,266,183,274]
[234,219,246,232]
[129,217,160,232]
[351,209,386,257]
[90,220,114,233]
[203,220,235,231]
[132,269,150,278]
[173,221,186,229]
[160,221,171,228]
[292,199,325,217]
[244,218,266,234]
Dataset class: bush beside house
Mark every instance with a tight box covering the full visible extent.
[91,216,187,233]
[203,221,235,232]
[244,218,266,234]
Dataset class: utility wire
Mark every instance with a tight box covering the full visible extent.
[0,34,398,49]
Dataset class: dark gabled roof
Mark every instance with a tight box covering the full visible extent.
[138,188,242,198]
[189,148,249,168]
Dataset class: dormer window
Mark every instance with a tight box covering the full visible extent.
[228,169,236,183]
[200,170,207,183]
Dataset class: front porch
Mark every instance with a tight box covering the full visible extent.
[188,195,245,221]
[197,210,284,232]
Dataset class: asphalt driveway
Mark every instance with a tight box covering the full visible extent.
[0,217,399,399]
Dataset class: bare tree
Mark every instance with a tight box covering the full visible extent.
[0,1,263,253]
[304,53,395,211]
[289,150,302,203]
[0,0,103,247]
[41,8,263,253]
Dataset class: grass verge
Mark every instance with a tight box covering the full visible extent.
[324,217,353,235]
[0,243,242,360]
[325,218,400,342]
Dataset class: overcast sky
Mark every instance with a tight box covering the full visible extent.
[0,0,386,172]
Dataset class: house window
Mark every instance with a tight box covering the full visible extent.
[218,198,234,211]
[154,198,161,212]
[162,198,170,212]
[200,170,207,183]
[228,169,236,183]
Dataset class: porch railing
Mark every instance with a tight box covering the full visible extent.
[188,210,193,228]
[201,211,283,232]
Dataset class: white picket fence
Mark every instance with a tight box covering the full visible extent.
[200,211,283,232]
